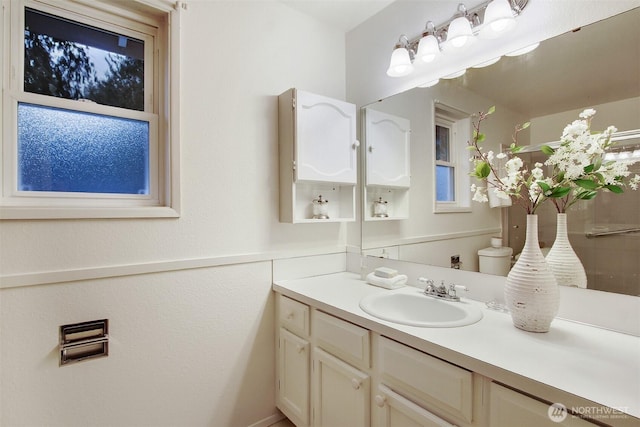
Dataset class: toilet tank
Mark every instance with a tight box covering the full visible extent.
[478,247,513,276]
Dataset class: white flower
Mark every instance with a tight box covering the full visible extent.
[579,108,596,119]
[472,187,488,203]
[496,152,507,159]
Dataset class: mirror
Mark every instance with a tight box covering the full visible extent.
[361,8,640,296]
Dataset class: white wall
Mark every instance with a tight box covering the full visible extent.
[0,1,347,426]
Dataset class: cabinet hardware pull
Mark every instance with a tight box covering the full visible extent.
[296,345,304,353]
[374,395,386,407]
[353,140,360,149]
[286,311,294,320]
[351,378,361,390]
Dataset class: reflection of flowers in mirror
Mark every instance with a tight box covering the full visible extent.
[543,109,640,211]
[468,107,640,213]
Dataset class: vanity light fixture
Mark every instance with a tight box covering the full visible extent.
[386,0,529,78]
[386,35,414,77]
[415,21,441,63]
[445,4,477,50]
[480,0,517,39]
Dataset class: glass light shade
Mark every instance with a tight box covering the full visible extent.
[480,0,516,39]
[446,16,474,48]
[505,42,540,56]
[386,47,414,77]
[416,34,440,63]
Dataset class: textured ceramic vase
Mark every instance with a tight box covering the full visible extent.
[545,213,587,288]
[505,215,560,332]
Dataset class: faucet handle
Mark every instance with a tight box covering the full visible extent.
[448,284,468,298]
[418,277,434,286]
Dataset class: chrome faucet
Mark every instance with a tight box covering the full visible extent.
[418,278,468,302]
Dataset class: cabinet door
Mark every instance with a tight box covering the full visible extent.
[313,347,370,427]
[490,383,596,427]
[278,328,310,426]
[364,108,411,188]
[295,90,357,184]
[375,385,456,427]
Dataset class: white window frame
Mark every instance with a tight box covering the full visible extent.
[0,0,181,219]
[433,103,471,213]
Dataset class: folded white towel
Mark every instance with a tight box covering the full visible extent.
[366,272,407,289]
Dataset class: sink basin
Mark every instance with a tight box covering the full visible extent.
[359,288,483,328]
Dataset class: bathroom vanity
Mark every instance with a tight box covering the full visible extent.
[274,272,639,427]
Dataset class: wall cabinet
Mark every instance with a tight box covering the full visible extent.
[363,107,411,220]
[278,89,358,223]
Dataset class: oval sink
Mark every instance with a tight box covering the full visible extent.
[359,288,483,328]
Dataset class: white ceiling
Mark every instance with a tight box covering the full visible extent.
[279,0,395,32]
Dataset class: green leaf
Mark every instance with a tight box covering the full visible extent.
[592,156,602,172]
[487,106,496,115]
[605,185,624,194]
[476,133,486,143]
[537,181,551,192]
[550,187,572,198]
[575,179,599,190]
[521,121,531,130]
[475,161,491,179]
[583,164,594,173]
[540,145,554,155]
[466,145,477,151]
[576,190,597,200]
[510,145,523,153]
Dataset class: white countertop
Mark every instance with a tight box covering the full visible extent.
[274,272,640,421]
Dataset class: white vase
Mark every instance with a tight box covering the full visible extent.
[545,213,587,288]
[505,214,559,332]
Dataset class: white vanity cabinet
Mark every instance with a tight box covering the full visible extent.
[276,296,311,427]
[278,89,358,223]
[363,108,411,220]
[376,336,477,426]
[312,310,371,427]
[489,383,596,427]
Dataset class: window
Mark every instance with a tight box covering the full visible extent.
[434,104,471,213]
[1,0,181,219]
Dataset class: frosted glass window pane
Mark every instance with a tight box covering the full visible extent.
[18,103,149,194]
[436,165,455,201]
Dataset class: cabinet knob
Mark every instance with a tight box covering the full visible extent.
[351,378,362,390]
[296,344,305,353]
[368,146,374,152]
[353,140,360,149]
[374,395,386,407]
[285,311,294,320]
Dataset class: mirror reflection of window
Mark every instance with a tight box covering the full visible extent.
[435,123,455,202]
